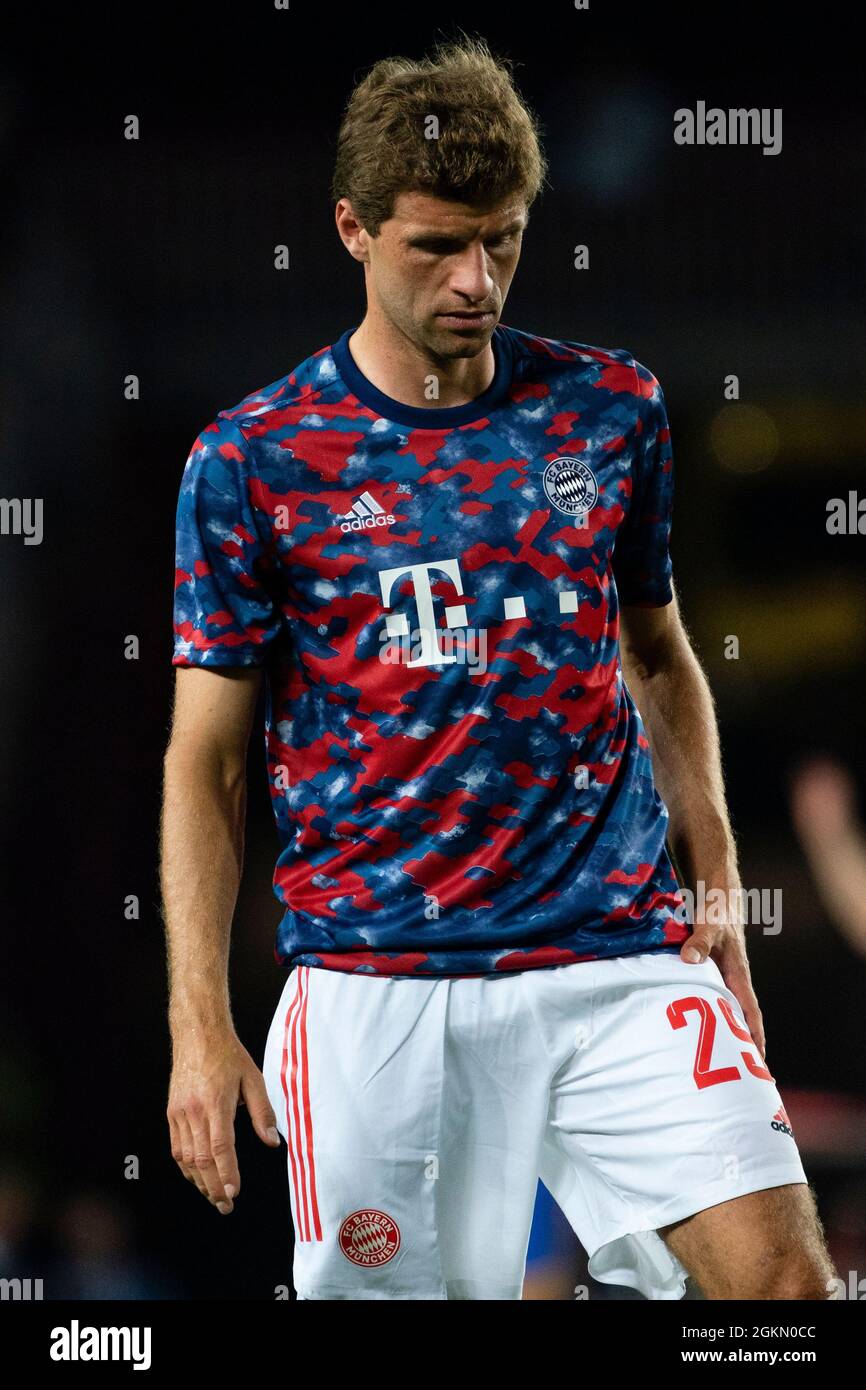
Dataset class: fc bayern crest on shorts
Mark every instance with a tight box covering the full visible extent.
[338,1209,401,1267]
[542,457,599,517]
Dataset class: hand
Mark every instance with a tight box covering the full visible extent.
[681,907,766,1062]
[167,1031,281,1213]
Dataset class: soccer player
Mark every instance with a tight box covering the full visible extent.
[161,37,836,1300]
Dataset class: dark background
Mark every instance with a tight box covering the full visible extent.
[1,3,864,1299]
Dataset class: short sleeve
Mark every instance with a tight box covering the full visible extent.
[611,358,674,607]
[172,413,282,667]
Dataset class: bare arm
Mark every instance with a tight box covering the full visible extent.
[619,582,766,1059]
[790,758,866,957]
[161,665,280,1214]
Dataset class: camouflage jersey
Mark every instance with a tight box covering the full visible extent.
[172,323,690,976]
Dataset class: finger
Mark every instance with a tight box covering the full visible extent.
[176,1111,209,1199]
[208,1102,241,1206]
[719,965,768,1061]
[681,927,715,964]
[168,1111,197,1187]
[743,1002,767,1060]
[737,996,767,1061]
[185,1107,233,1212]
[241,1067,281,1148]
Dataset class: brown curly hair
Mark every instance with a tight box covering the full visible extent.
[331,33,549,237]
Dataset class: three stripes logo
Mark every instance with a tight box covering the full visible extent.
[279,966,322,1243]
[340,490,396,533]
[771,1105,794,1137]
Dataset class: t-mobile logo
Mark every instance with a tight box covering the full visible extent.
[378,557,581,668]
[378,558,469,668]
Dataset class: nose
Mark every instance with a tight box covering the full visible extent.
[448,242,496,305]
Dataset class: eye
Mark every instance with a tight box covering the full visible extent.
[415,240,459,255]
[485,233,516,251]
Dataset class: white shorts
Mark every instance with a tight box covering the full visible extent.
[261,952,808,1300]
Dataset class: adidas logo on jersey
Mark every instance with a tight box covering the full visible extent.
[770,1106,794,1137]
[340,491,396,533]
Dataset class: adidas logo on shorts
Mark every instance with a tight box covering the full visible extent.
[340,491,396,532]
[770,1105,794,1137]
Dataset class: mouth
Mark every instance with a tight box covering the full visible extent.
[437,311,495,329]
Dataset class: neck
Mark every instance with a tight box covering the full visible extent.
[348,311,496,411]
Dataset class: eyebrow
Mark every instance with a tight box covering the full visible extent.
[406,217,527,247]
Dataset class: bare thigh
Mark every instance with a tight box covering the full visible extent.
[659,1183,836,1300]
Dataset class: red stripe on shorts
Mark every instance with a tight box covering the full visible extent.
[280,970,307,1240]
[297,967,322,1240]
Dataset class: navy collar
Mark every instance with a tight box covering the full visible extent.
[331,323,513,430]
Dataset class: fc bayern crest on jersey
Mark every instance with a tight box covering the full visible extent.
[542,457,599,517]
[338,1209,401,1267]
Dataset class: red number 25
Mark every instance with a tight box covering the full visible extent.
[667,995,774,1088]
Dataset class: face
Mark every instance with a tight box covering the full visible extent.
[344,190,527,360]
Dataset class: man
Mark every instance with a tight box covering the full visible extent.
[162,36,835,1299]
